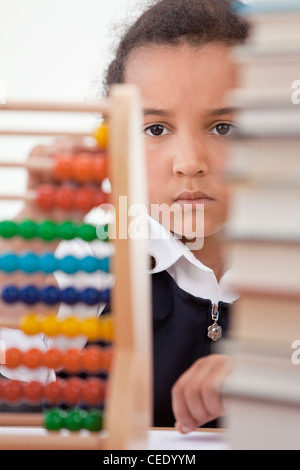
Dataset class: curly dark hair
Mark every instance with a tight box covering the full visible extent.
[104,0,250,94]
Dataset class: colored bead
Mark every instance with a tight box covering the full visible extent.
[57,221,76,240]
[3,380,23,403]
[64,409,87,432]
[79,287,100,306]
[18,253,39,274]
[23,381,44,403]
[81,318,102,341]
[39,285,61,305]
[83,378,106,406]
[43,348,63,370]
[44,380,64,404]
[83,409,103,432]
[76,223,97,242]
[19,285,39,305]
[96,224,109,242]
[102,317,114,342]
[23,348,43,369]
[93,190,108,207]
[58,255,79,274]
[93,123,109,149]
[72,154,94,183]
[59,317,81,338]
[20,314,41,336]
[2,285,19,303]
[41,316,60,337]
[44,408,67,431]
[63,377,84,406]
[55,186,75,211]
[38,253,58,273]
[5,348,23,369]
[75,187,95,212]
[53,153,73,181]
[17,219,36,239]
[63,348,82,374]
[0,220,16,239]
[82,346,103,373]
[93,157,108,183]
[36,184,56,211]
[60,287,79,305]
[36,221,57,241]
[0,253,18,272]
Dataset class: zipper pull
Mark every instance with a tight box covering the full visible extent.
[207,303,222,342]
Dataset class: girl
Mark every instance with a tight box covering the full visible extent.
[0,0,250,432]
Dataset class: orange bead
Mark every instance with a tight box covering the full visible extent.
[72,153,94,183]
[63,348,82,374]
[93,157,109,183]
[82,346,103,373]
[3,380,23,403]
[53,153,73,181]
[5,348,23,369]
[23,348,43,369]
[44,348,63,370]
[103,348,114,372]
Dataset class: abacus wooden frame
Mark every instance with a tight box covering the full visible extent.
[0,85,152,450]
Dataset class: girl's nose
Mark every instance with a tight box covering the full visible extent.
[173,136,209,177]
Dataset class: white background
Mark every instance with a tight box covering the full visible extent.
[0,0,149,219]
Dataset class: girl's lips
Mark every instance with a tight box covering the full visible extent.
[174,192,215,207]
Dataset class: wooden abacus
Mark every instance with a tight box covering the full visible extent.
[0,85,152,450]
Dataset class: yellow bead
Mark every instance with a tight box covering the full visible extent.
[93,122,109,149]
[82,318,101,341]
[59,317,81,338]
[41,315,60,337]
[20,314,41,336]
[102,317,114,342]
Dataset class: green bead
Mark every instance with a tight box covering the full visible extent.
[57,221,76,240]
[17,219,36,239]
[44,408,67,431]
[76,224,97,242]
[83,409,103,432]
[64,409,87,432]
[0,221,16,239]
[96,224,109,242]
[36,220,57,241]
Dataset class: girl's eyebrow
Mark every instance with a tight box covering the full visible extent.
[143,108,171,117]
[208,107,239,117]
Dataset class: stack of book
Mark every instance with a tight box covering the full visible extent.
[223,0,300,450]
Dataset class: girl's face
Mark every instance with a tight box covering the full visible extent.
[124,43,239,241]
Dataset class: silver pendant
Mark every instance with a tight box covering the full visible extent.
[208,303,222,342]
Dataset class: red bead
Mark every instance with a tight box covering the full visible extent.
[36,185,56,211]
[63,348,82,374]
[93,157,108,183]
[23,348,43,369]
[93,191,108,207]
[75,187,95,212]
[23,381,44,403]
[5,348,23,369]
[63,378,84,406]
[103,348,114,372]
[0,381,4,399]
[83,378,106,405]
[72,154,94,183]
[55,186,75,211]
[53,153,73,181]
[3,380,23,403]
[43,348,63,370]
[44,380,64,404]
[82,346,103,373]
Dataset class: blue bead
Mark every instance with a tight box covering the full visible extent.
[79,256,99,273]
[39,286,61,305]
[59,256,79,274]
[38,253,58,273]
[60,287,79,305]
[0,253,18,272]
[2,285,19,303]
[97,257,110,273]
[99,288,110,304]
[79,287,100,305]
[19,285,39,305]
[19,253,39,274]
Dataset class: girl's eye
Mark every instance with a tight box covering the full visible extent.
[210,123,236,137]
[144,125,170,137]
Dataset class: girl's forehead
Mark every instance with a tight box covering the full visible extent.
[124,43,238,111]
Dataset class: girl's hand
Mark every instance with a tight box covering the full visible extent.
[171,354,232,433]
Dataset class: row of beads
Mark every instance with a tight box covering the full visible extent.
[4,346,113,373]
[0,219,108,242]
[2,285,110,306]
[21,315,114,342]
[0,377,106,406]
[44,407,103,432]
[0,253,109,274]
[36,184,108,212]
[53,154,108,184]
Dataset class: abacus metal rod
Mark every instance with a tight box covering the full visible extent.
[0,130,91,138]
[0,100,111,116]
